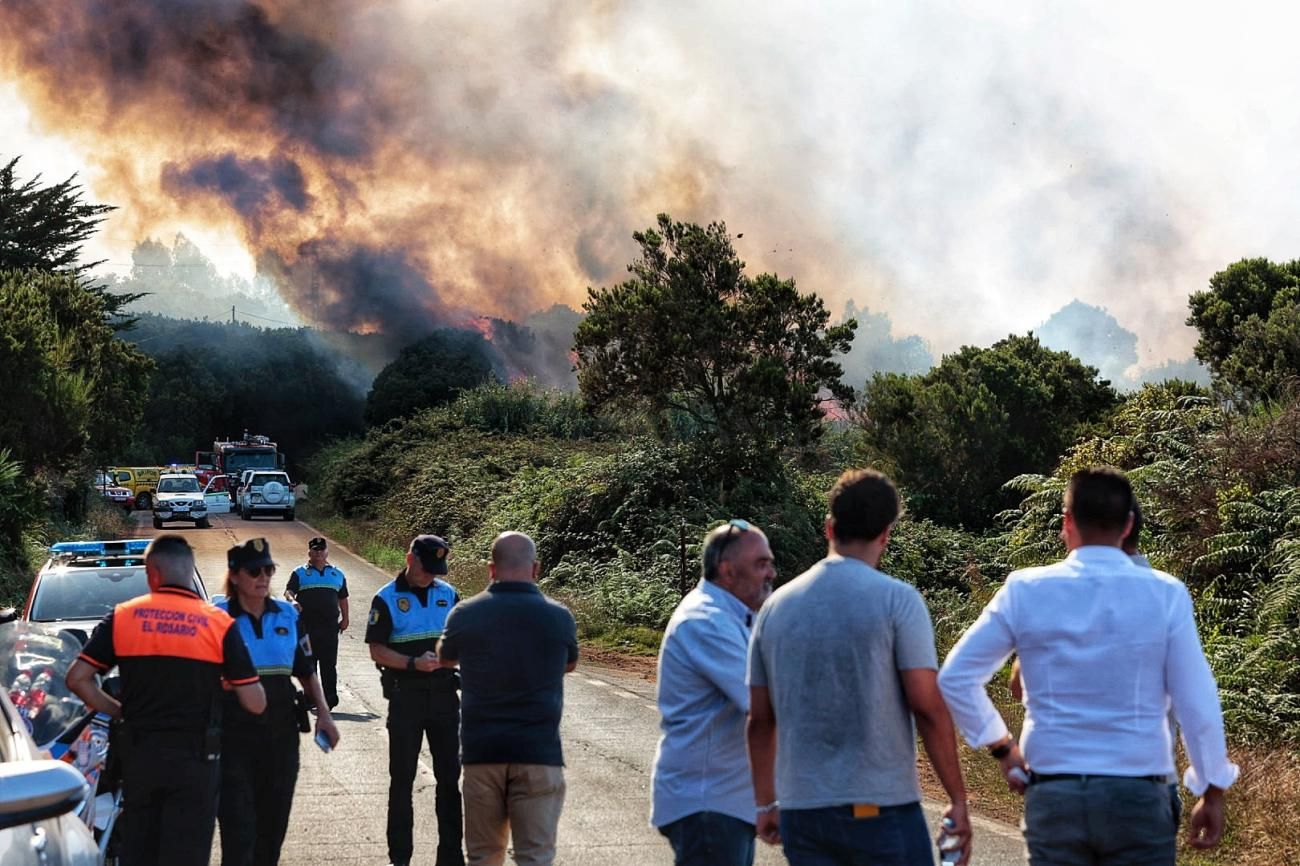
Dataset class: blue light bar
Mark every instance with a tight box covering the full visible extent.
[49,539,151,556]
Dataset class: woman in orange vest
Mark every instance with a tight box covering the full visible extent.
[217,538,341,866]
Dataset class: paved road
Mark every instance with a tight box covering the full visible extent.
[131,511,1026,865]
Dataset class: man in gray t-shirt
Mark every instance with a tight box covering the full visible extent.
[747,469,972,865]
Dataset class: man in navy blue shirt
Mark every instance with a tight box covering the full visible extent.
[438,532,578,866]
[286,536,349,709]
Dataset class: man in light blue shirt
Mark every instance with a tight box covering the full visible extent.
[651,519,775,866]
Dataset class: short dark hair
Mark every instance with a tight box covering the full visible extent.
[828,469,900,543]
[1065,467,1133,535]
[1122,496,1144,553]
[145,535,195,586]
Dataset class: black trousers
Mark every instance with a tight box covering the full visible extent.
[219,730,301,866]
[121,741,220,866]
[308,625,339,708]
[387,684,463,866]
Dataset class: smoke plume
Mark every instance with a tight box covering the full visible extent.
[4,1,1300,368]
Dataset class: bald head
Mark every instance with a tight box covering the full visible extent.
[489,532,538,583]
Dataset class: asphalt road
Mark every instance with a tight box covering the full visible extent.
[131,511,1027,865]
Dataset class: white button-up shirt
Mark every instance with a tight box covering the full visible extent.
[938,546,1238,795]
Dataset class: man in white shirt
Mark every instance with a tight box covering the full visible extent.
[938,467,1237,865]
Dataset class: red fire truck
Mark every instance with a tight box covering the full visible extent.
[195,433,285,491]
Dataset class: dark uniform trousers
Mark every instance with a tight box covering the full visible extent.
[121,739,220,866]
[219,731,301,866]
[388,680,463,866]
[309,624,339,708]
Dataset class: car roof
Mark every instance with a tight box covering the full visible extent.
[159,473,199,480]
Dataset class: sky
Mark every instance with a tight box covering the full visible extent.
[3,0,1299,368]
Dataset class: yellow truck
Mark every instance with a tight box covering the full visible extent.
[107,465,196,510]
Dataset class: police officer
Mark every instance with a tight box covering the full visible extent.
[218,538,341,866]
[286,536,349,710]
[66,535,266,866]
[365,534,464,866]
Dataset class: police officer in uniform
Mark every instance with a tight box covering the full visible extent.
[219,538,341,866]
[366,534,464,866]
[286,536,349,709]
[66,535,266,866]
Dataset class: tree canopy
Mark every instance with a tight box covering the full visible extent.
[855,334,1118,528]
[364,328,498,426]
[0,157,141,320]
[0,270,153,472]
[573,214,855,454]
[1188,257,1300,403]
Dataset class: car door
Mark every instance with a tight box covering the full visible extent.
[202,477,231,514]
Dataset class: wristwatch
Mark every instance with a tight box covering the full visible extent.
[989,740,1014,760]
[406,655,416,672]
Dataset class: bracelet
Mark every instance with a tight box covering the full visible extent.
[755,801,779,814]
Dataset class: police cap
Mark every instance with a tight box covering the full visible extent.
[228,538,276,571]
[307,536,328,551]
[409,534,450,576]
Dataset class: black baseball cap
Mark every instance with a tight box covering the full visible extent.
[409,535,450,575]
[228,538,276,571]
[307,536,328,551]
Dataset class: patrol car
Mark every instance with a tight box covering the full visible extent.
[152,473,210,529]
[12,540,209,646]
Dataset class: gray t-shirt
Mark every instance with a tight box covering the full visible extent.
[748,554,938,809]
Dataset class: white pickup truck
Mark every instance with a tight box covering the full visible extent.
[236,471,297,521]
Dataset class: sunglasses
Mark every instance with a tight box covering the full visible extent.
[240,564,276,578]
[708,518,753,569]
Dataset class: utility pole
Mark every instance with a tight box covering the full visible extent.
[231,305,236,325]
[679,517,688,597]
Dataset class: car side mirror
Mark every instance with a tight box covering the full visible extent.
[0,608,17,625]
[0,761,89,831]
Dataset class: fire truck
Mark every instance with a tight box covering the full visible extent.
[195,433,285,492]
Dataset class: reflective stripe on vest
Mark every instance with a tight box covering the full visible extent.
[112,589,232,664]
[377,579,456,644]
[217,598,300,677]
[293,564,345,593]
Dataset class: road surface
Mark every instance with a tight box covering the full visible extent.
[130,511,1026,865]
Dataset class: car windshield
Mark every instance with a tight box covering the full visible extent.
[157,477,200,493]
[30,566,206,622]
[226,451,277,472]
[253,474,289,486]
[30,567,151,622]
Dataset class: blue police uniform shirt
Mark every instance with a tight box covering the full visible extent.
[286,563,349,632]
[364,569,459,682]
[218,596,313,734]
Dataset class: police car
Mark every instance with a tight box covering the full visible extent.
[8,540,209,645]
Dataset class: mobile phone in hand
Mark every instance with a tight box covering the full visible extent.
[314,730,332,753]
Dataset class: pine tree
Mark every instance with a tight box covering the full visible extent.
[0,155,142,322]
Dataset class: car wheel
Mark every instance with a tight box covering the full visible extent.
[137,492,152,510]
[240,507,251,521]
[152,517,163,529]
[196,517,211,529]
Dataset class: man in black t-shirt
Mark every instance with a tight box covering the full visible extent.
[66,535,265,866]
[438,532,578,866]
[286,536,349,709]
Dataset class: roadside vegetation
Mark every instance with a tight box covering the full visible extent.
[4,150,1299,861]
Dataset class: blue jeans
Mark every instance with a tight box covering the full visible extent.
[1023,775,1175,866]
[779,802,931,866]
[659,811,756,866]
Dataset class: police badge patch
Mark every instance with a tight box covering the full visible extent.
[396,597,411,613]
[369,608,380,626]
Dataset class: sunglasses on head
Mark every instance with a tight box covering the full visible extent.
[241,564,276,578]
[710,518,753,564]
